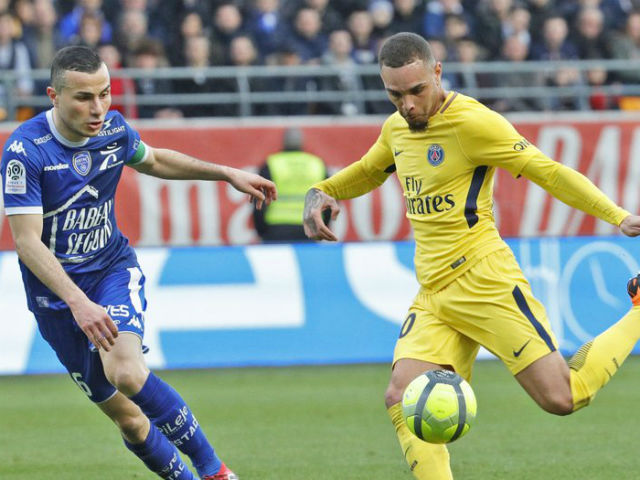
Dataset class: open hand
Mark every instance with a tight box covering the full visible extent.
[228,168,277,209]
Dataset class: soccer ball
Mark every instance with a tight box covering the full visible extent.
[402,370,477,444]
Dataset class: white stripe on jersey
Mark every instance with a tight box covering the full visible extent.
[43,185,99,218]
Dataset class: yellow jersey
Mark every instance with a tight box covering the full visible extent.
[315,92,629,292]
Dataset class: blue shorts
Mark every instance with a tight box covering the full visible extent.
[35,266,147,403]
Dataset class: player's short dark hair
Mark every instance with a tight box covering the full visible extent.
[378,32,435,68]
[50,46,103,91]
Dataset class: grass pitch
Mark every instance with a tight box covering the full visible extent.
[2,359,640,479]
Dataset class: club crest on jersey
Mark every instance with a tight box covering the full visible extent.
[72,151,92,176]
[427,144,445,167]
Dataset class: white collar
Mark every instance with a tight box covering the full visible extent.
[46,109,90,148]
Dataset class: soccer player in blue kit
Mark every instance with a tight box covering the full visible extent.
[1,46,276,479]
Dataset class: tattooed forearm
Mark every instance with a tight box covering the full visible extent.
[303,188,325,234]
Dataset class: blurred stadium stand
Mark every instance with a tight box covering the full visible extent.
[3,59,640,120]
[0,0,639,121]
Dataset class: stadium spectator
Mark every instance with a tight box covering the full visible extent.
[97,43,137,117]
[586,65,618,110]
[369,0,394,38]
[423,0,471,39]
[347,10,377,64]
[388,0,424,35]
[318,29,365,115]
[442,13,472,54]
[572,6,612,59]
[453,36,493,98]
[0,10,34,119]
[58,0,112,44]
[265,44,317,115]
[530,15,582,110]
[504,5,532,48]
[475,0,513,59]
[1,44,274,480]
[210,3,246,65]
[131,38,181,118]
[70,11,104,49]
[530,15,579,60]
[246,0,290,58]
[493,35,544,112]
[227,33,272,116]
[527,0,556,43]
[288,7,327,63]
[609,10,640,83]
[115,8,149,64]
[30,0,62,68]
[168,9,207,66]
[301,0,343,33]
[173,34,224,117]
[253,127,327,242]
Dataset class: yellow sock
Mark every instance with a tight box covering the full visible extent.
[387,403,453,479]
[569,307,640,411]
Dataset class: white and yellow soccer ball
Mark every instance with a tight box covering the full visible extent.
[402,370,477,444]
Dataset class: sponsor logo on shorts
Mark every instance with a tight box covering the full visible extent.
[513,339,531,357]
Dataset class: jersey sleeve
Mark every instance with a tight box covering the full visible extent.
[314,118,395,200]
[456,106,540,178]
[119,114,149,166]
[1,136,43,215]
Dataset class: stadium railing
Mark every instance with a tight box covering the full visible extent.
[1,59,640,120]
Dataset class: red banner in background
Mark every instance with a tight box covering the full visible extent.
[1,117,640,249]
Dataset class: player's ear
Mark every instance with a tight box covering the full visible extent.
[46,86,58,106]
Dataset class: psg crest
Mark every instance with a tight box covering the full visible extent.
[427,144,445,167]
[72,151,92,176]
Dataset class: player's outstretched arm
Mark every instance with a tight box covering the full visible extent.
[303,188,340,241]
[619,215,640,237]
[8,215,118,351]
[131,147,277,209]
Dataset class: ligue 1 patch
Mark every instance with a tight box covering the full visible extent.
[427,144,445,167]
[5,159,26,194]
[72,151,92,176]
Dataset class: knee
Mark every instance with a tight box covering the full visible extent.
[539,392,574,416]
[384,384,404,409]
[104,363,149,396]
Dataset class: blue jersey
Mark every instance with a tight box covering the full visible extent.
[1,109,148,312]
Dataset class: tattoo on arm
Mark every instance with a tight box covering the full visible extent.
[304,188,325,233]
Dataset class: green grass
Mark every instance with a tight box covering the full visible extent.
[1,359,640,479]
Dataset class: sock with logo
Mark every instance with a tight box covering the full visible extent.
[129,373,222,478]
[124,423,196,479]
[388,403,452,479]
[569,307,640,411]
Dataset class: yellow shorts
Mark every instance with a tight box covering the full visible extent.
[393,248,558,381]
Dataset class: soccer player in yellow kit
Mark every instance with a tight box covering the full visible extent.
[303,33,640,479]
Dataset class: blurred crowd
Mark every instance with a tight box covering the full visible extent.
[1,0,640,119]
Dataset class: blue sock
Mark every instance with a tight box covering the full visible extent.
[130,373,222,477]
[124,425,195,479]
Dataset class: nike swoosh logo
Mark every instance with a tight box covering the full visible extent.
[513,339,531,357]
[394,148,404,156]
